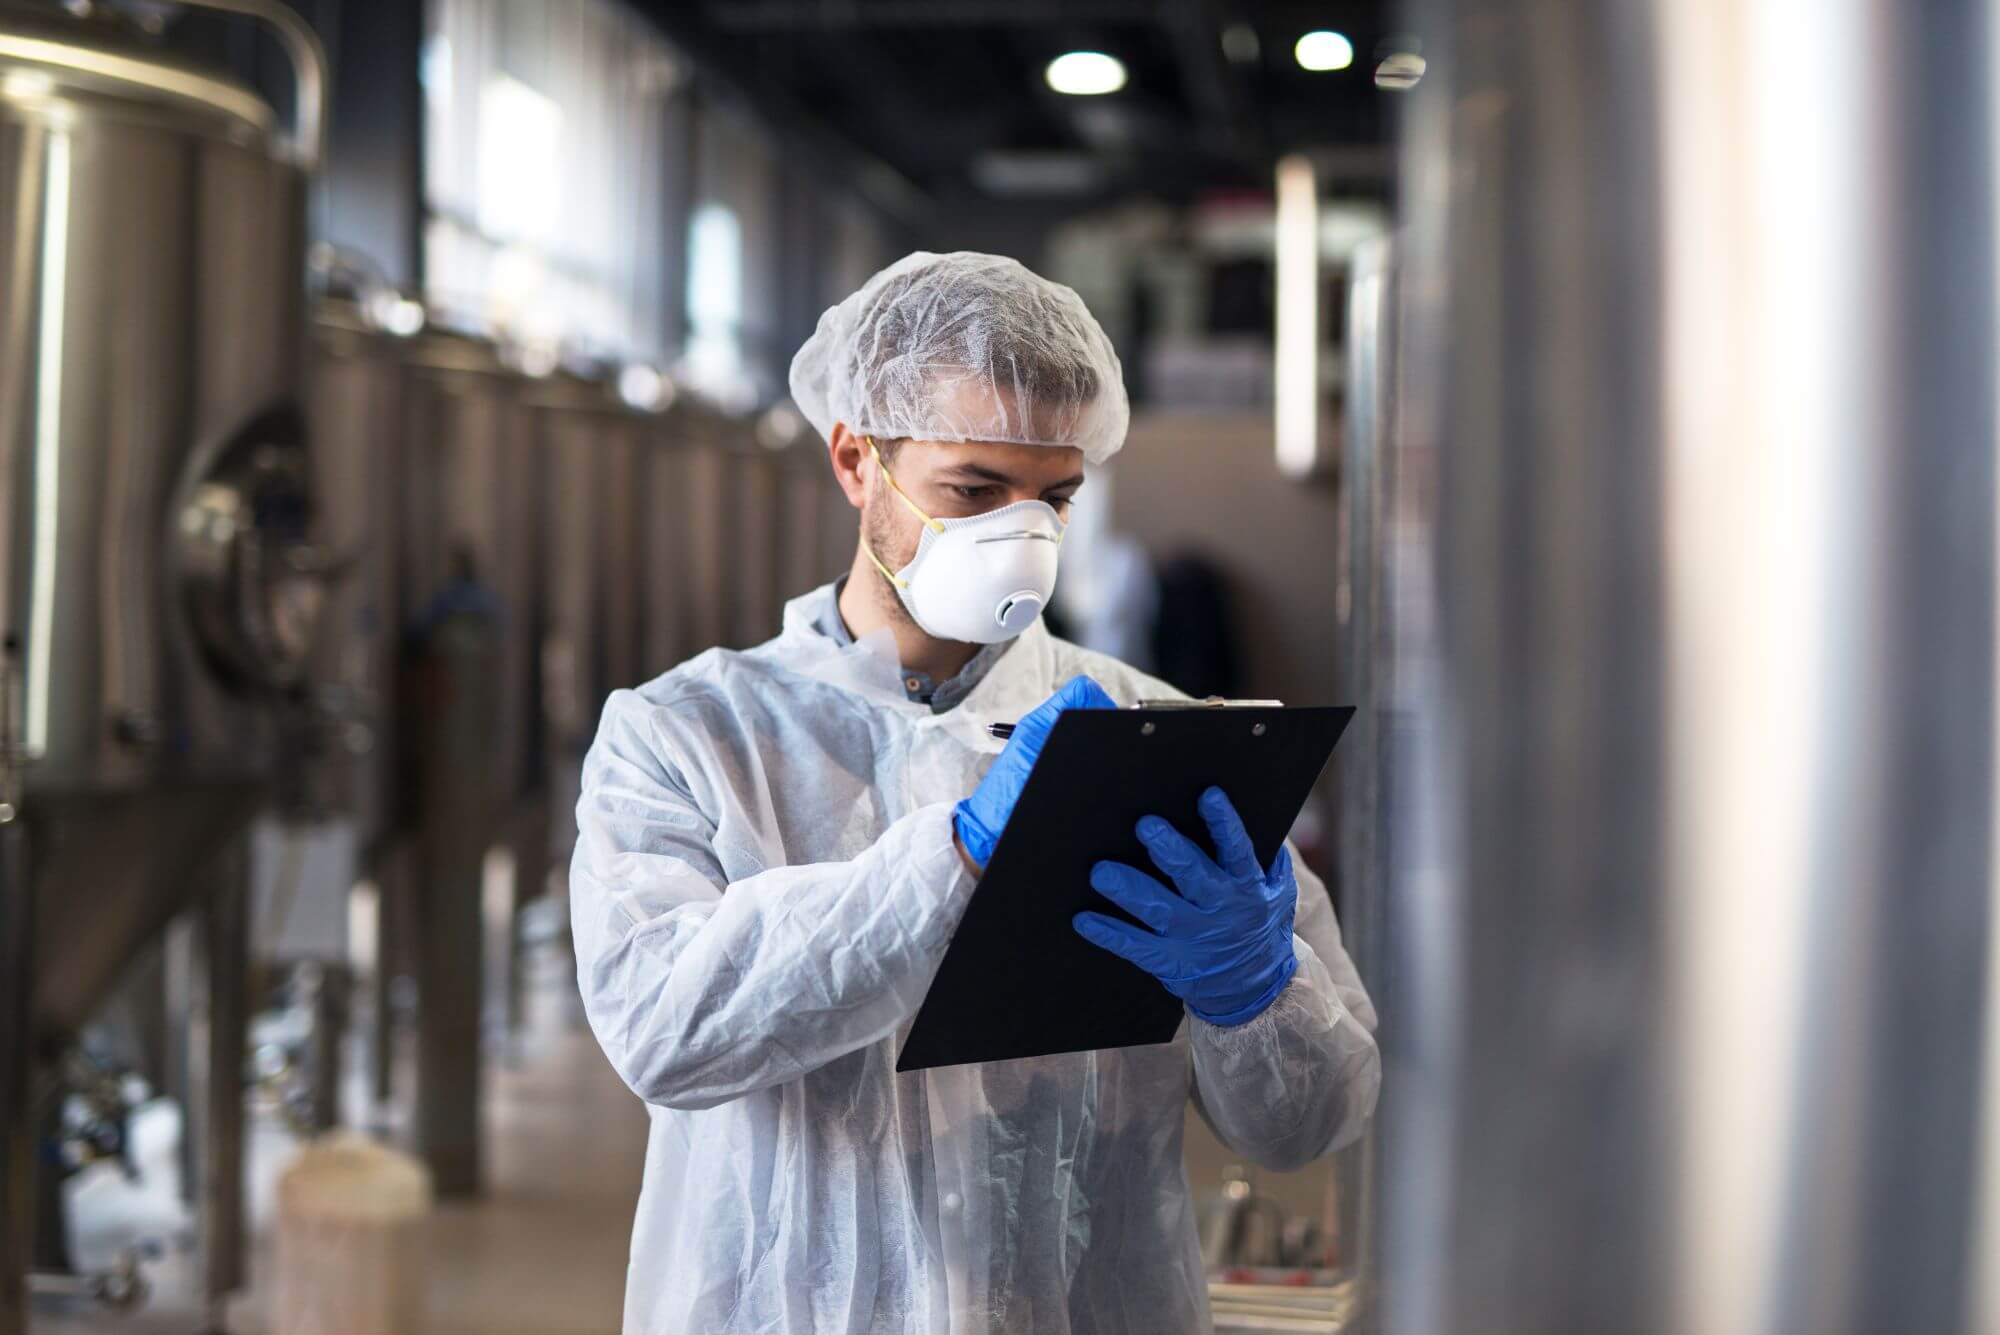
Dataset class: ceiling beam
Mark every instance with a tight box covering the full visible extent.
[1162,0,1266,168]
[704,0,1162,30]
[637,4,933,227]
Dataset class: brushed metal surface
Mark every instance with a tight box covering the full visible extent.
[729,448,780,649]
[0,816,28,1333]
[27,784,263,1037]
[643,434,690,676]
[304,321,405,852]
[1384,2,2000,1332]
[541,405,605,759]
[780,454,833,609]
[682,441,731,654]
[598,421,644,696]
[0,12,309,1053]
[0,99,302,789]
[1331,235,1395,1326]
[303,306,763,884]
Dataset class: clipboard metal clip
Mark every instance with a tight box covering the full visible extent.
[984,697,1287,740]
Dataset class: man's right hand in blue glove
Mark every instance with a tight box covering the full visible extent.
[954,675,1117,873]
[1073,786,1300,1027]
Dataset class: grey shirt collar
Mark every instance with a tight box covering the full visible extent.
[810,575,1017,713]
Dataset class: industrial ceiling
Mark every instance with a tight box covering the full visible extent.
[639,0,1399,215]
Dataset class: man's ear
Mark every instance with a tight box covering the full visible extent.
[828,423,869,511]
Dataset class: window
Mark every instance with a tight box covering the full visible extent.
[475,76,561,244]
[681,104,780,409]
[423,0,680,363]
[681,203,749,408]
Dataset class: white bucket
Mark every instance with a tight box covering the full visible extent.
[272,1134,431,1335]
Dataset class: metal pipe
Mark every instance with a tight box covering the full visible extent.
[171,0,328,169]
[1334,235,1395,1327]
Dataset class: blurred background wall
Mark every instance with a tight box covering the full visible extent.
[1112,414,1343,712]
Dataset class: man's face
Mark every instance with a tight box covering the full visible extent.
[862,438,1086,625]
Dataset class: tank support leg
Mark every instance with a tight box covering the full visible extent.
[186,841,250,1331]
[501,798,549,1041]
[0,819,31,1335]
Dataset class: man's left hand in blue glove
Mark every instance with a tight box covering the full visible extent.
[1073,786,1300,1028]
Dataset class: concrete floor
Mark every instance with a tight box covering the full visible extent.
[375,1011,647,1335]
[32,945,1336,1334]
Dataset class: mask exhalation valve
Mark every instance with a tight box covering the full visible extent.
[996,592,1044,634]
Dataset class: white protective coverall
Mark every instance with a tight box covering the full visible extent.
[570,584,1381,1333]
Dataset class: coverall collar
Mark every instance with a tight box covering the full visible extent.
[805,575,1018,714]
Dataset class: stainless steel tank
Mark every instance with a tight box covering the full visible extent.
[536,373,695,858]
[779,449,834,607]
[309,315,556,1117]
[309,315,554,857]
[0,1,326,1324]
[729,446,782,647]
[0,0,326,1040]
[537,376,613,849]
[308,294,795,1171]
[309,307,724,917]
[304,300,408,856]
[641,404,695,675]
[681,422,733,654]
[600,417,646,692]
[1377,1,2000,1332]
[402,332,543,811]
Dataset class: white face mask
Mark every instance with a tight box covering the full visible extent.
[861,437,1066,644]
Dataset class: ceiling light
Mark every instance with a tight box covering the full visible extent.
[1294,30,1354,72]
[1045,51,1127,97]
[1375,52,1426,90]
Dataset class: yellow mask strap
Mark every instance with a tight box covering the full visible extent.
[868,436,946,535]
[860,534,908,590]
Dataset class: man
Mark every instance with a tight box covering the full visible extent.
[571,251,1380,1333]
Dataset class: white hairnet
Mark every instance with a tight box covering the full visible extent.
[789,251,1130,465]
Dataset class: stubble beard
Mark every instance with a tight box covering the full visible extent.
[862,487,922,631]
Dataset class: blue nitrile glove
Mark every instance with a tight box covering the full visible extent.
[954,675,1118,869]
[1073,786,1300,1027]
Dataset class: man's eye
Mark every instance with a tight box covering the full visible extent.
[952,485,996,501]
[1048,495,1075,514]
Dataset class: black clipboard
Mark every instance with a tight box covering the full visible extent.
[896,702,1353,1072]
